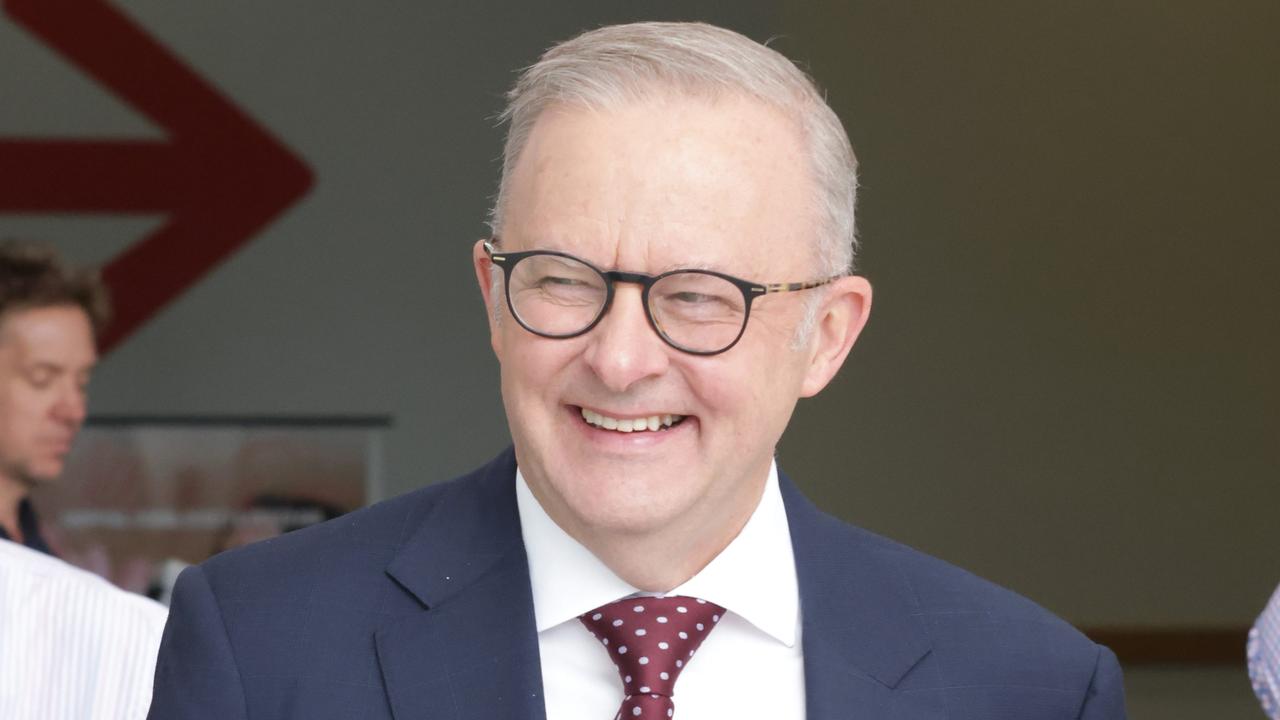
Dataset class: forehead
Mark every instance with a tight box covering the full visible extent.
[0,305,97,366]
[502,94,819,275]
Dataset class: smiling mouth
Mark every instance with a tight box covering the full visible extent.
[579,407,688,433]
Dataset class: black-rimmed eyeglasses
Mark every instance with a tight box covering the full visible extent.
[484,240,841,356]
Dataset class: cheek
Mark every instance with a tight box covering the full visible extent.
[500,336,577,403]
[0,406,32,451]
[0,390,43,424]
[681,360,756,423]
[689,354,804,430]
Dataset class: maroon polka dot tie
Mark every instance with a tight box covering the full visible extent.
[579,595,725,720]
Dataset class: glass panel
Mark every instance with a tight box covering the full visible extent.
[31,419,382,604]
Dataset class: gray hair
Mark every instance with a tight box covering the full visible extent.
[489,22,859,341]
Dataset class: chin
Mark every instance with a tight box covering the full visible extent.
[518,431,707,531]
[566,473,701,534]
[26,461,65,484]
[578,504,684,537]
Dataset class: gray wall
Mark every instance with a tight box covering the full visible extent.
[3,2,1276,715]
[779,0,1278,628]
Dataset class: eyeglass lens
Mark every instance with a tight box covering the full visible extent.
[506,253,747,353]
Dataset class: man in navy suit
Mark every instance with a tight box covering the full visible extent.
[149,22,1126,719]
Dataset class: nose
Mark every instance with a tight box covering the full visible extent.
[583,285,671,392]
[51,381,88,427]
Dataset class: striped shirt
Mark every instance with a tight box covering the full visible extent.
[0,539,167,720]
[1251,583,1280,719]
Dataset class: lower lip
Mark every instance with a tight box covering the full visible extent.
[568,406,694,449]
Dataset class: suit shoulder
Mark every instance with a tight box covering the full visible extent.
[851,517,1093,641]
[796,505,1121,716]
[794,493,1105,672]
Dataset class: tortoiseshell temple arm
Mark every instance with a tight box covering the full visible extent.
[754,276,844,295]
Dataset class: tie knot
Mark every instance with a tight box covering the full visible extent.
[580,595,724,700]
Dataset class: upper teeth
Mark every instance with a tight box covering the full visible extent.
[581,408,682,433]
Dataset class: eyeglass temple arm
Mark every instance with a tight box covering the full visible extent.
[483,241,506,263]
[753,276,843,295]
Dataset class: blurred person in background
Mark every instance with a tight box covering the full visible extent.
[0,240,167,719]
[0,240,107,555]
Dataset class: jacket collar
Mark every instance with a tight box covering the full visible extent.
[0,497,53,556]
[376,447,546,720]
[374,450,934,720]
[780,471,937,718]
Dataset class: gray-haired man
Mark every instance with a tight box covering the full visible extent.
[150,22,1125,719]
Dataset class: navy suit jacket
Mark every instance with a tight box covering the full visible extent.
[148,448,1125,719]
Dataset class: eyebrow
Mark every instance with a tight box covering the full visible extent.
[655,260,721,274]
[548,249,725,275]
[25,360,96,374]
[501,237,734,277]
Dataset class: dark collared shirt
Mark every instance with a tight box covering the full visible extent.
[0,498,54,556]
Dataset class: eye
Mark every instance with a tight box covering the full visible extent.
[668,291,721,305]
[25,367,56,389]
[513,255,602,295]
[538,275,590,288]
[651,272,745,325]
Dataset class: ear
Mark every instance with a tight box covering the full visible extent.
[799,275,872,397]
[472,239,504,358]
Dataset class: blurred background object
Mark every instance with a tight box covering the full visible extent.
[31,418,380,601]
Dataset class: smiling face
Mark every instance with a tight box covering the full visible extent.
[0,305,96,490]
[475,93,869,572]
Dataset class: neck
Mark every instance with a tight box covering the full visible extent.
[0,474,29,542]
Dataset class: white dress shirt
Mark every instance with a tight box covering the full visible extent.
[517,462,806,720]
[0,539,168,720]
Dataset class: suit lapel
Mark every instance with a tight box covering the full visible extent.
[376,449,546,720]
[371,455,938,719]
[780,473,942,720]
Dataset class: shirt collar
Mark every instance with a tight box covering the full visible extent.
[0,498,53,557]
[516,461,799,647]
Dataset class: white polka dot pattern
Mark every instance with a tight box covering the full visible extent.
[579,595,725,720]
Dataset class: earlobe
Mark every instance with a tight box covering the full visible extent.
[799,275,872,397]
[472,239,503,358]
